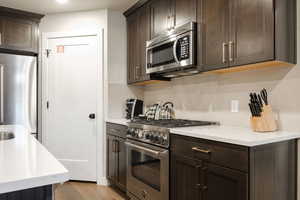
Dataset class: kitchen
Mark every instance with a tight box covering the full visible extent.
[0,0,299,200]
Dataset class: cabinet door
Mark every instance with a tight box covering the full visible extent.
[229,0,274,67]
[150,0,171,38]
[203,163,248,200]
[107,135,116,182]
[127,12,140,83]
[116,137,127,192]
[0,17,38,53]
[171,154,202,200]
[172,0,197,27]
[197,0,230,71]
[138,4,151,82]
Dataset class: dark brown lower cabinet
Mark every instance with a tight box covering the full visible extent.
[0,185,52,200]
[107,135,117,182]
[171,155,202,200]
[171,134,296,200]
[203,163,247,200]
[106,123,127,193]
[115,137,127,191]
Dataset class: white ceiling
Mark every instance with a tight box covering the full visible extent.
[0,0,139,14]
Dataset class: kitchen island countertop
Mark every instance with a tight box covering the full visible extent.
[171,125,300,147]
[0,125,69,194]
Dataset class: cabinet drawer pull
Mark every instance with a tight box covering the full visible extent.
[229,41,234,62]
[192,147,211,154]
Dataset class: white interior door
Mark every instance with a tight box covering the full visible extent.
[43,34,100,181]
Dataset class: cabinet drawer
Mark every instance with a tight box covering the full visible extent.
[106,123,127,138]
[171,135,249,172]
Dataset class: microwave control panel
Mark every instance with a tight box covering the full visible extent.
[178,36,190,60]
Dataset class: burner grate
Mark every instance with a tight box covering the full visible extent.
[131,119,216,128]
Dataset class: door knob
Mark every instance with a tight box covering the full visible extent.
[89,113,96,119]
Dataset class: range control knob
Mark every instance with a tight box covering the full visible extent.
[145,133,150,140]
[127,128,134,136]
[138,131,144,139]
[154,135,159,142]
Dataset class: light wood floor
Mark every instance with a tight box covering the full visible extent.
[55,181,127,200]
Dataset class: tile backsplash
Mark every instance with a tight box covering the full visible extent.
[143,64,300,131]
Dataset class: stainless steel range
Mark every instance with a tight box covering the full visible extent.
[126,119,217,200]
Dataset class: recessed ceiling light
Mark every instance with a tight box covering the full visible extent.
[56,0,68,4]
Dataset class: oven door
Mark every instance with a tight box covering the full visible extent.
[126,140,169,200]
[146,31,195,74]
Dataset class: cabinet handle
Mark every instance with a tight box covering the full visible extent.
[229,41,234,62]
[222,43,228,63]
[202,186,208,191]
[116,140,120,153]
[170,15,175,29]
[0,33,2,45]
[113,140,116,153]
[192,147,211,154]
[136,66,140,79]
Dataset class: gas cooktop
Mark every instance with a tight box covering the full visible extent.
[130,119,217,128]
[127,119,218,148]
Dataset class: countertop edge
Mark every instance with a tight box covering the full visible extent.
[0,172,69,194]
[170,128,300,147]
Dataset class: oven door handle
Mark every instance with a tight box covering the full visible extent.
[125,142,168,156]
[173,39,180,63]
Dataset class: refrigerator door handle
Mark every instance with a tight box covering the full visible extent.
[27,59,37,133]
[0,65,4,123]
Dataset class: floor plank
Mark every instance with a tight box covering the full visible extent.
[55,182,126,200]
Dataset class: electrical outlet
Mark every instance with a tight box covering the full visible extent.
[231,100,239,113]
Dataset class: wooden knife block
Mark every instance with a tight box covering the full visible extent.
[250,105,278,132]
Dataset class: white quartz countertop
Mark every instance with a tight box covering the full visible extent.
[106,118,129,126]
[0,125,69,194]
[170,125,300,147]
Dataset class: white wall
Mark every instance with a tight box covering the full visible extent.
[39,10,108,32]
[106,10,144,119]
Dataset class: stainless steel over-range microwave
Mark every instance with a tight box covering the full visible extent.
[146,22,198,78]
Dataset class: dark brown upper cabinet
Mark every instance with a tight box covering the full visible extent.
[127,4,151,84]
[198,0,275,71]
[124,0,296,82]
[171,0,197,28]
[127,12,140,84]
[198,0,296,72]
[149,0,197,37]
[0,7,43,54]
[138,4,151,82]
[197,0,229,71]
[149,0,172,38]
[229,0,275,67]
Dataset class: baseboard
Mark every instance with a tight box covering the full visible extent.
[97,177,110,186]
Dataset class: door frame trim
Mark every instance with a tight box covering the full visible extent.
[41,30,105,183]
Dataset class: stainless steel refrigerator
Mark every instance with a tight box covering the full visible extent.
[0,53,37,137]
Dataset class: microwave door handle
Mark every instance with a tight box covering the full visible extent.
[173,39,180,63]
